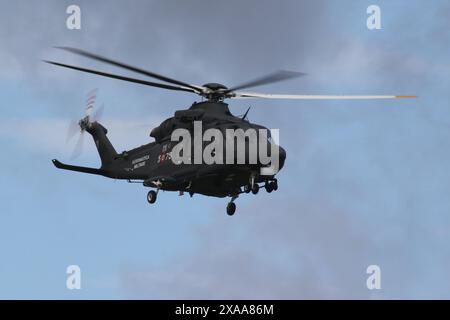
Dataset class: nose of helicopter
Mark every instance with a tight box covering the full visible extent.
[279,146,286,170]
[258,145,286,175]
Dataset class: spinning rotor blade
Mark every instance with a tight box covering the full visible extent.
[92,103,104,122]
[225,70,306,93]
[66,119,80,143]
[86,88,98,103]
[55,47,203,93]
[44,60,197,93]
[232,92,417,100]
[85,88,98,117]
[70,132,85,160]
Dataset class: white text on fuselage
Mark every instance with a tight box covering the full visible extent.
[131,155,149,169]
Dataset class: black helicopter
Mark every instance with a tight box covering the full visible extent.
[46,47,415,215]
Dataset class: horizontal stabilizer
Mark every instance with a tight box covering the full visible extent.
[52,159,106,176]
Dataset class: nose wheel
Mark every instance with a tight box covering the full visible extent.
[265,179,278,193]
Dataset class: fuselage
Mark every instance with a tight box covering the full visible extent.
[100,101,286,197]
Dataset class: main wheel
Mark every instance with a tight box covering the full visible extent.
[271,180,278,191]
[147,190,157,204]
[265,182,273,193]
[251,184,259,195]
[243,184,251,193]
[226,202,236,216]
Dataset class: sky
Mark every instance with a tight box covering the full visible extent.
[0,0,449,299]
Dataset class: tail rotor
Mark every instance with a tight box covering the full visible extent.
[66,89,104,159]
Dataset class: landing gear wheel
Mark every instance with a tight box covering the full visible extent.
[251,184,259,195]
[265,182,274,193]
[147,190,157,204]
[243,184,251,194]
[226,202,236,216]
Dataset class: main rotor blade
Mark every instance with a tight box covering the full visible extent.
[44,60,196,93]
[224,70,306,93]
[232,92,417,100]
[55,47,203,93]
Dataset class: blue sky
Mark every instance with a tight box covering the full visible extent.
[0,0,449,299]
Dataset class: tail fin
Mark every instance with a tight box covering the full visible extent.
[86,122,117,167]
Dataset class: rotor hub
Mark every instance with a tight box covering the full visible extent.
[78,115,91,131]
[202,83,228,91]
[201,83,229,101]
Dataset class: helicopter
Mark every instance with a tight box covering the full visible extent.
[45,47,415,215]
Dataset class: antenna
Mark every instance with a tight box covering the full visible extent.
[242,106,251,120]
